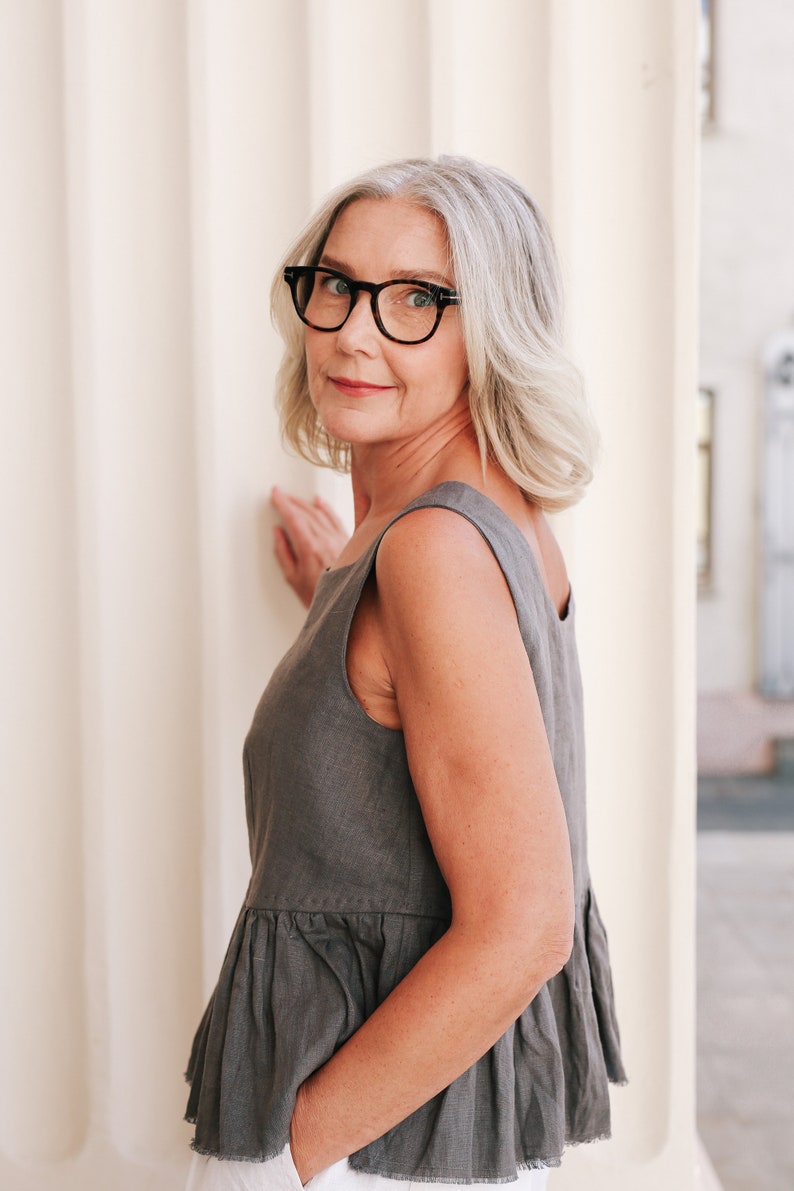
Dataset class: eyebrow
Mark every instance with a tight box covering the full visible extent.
[318,255,456,289]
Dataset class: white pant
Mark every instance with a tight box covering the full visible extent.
[186,1146,550,1190]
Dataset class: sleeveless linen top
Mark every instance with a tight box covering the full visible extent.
[185,482,626,1182]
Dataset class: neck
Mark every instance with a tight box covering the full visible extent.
[349,405,482,527]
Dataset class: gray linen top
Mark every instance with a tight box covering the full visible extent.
[185,481,626,1182]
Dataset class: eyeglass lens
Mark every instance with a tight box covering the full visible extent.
[296,270,440,343]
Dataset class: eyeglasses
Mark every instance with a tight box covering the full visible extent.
[283,265,461,345]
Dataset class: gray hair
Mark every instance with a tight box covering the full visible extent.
[269,155,599,511]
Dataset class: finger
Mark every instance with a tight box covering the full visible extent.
[272,485,319,514]
[312,494,347,533]
[271,486,305,521]
[273,525,298,578]
[271,487,315,530]
[273,494,319,552]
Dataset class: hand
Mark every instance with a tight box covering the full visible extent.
[271,486,349,608]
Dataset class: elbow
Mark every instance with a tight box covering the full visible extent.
[483,904,574,1006]
[488,924,572,1016]
[536,926,574,982]
[450,879,575,1004]
[515,904,575,992]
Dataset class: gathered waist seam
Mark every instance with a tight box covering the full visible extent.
[242,902,452,922]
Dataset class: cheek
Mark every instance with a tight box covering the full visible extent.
[441,341,469,390]
[303,335,327,391]
[303,335,318,375]
[456,349,470,385]
[304,324,330,359]
[411,333,467,388]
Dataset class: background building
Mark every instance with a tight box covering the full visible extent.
[698,0,794,773]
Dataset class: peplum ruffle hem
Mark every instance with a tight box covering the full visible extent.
[185,888,625,1182]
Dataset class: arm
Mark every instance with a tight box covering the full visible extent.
[289,508,575,1182]
[270,486,350,607]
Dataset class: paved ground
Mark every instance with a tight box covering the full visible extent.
[697,774,794,1190]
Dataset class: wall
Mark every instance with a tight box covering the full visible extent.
[0,2,699,1188]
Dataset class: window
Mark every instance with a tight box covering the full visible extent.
[697,387,715,588]
[700,0,715,126]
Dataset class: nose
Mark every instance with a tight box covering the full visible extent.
[335,290,380,354]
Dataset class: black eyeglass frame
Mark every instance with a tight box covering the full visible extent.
[283,265,461,345]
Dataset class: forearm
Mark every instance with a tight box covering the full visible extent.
[289,918,568,1182]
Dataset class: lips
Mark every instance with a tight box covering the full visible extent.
[329,375,393,396]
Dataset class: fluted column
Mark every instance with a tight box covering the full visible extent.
[0,0,87,1164]
[549,1,699,1183]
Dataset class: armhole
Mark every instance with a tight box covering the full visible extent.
[340,548,403,733]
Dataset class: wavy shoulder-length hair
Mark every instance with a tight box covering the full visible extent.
[270,155,598,512]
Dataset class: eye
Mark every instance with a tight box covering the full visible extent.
[322,274,351,297]
[404,287,436,308]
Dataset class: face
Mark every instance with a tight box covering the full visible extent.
[304,198,469,452]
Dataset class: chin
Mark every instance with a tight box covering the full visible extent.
[316,408,387,447]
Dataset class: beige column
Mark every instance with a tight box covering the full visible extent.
[0,2,699,1188]
[186,0,312,984]
[0,0,87,1165]
[548,2,700,1184]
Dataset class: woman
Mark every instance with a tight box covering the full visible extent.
[185,156,626,1190]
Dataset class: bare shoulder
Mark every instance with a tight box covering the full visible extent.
[372,506,524,668]
[375,505,508,603]
[348,509,516,731]
[375,495,569,620]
